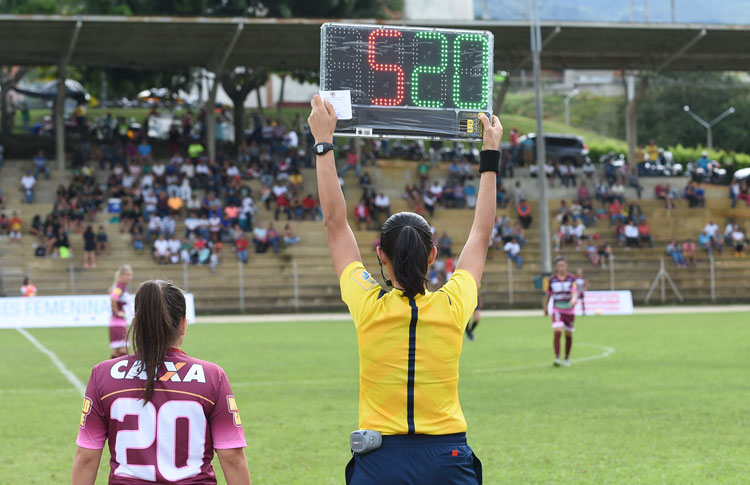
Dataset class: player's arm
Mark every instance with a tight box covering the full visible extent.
[570,282,578,307]
[456,114,503,284]
[110,292,124,318]
[71,446,102,485]
[216,448,252,485]
[543,292,551,316]
[309,95,361,278]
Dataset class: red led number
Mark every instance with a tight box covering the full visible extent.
[368,29,405,106]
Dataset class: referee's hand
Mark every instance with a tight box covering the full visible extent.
[479,114,502,152]
[308,95,337,144]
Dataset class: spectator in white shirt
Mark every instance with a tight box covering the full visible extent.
[161,215,176,239]
[504,238,522,268]
[374,193,391,220]
[624,220,640,247]
[429,181,443,200]
[272,182,288,199]
[179,177,192,201]
[730,225,746,257]
[146,215,162,244]
[558,163,570,187]
[286,130,299,148]
[184,212,202,238]
[153,234,170,264]
[704,220,719,242]
[140,172,154,191]
[180,161,195,179]
[151,161,166,182]
[20,171,36,203]
[170,153,184,166]
[226,164,241,178]
[167,236,181,264]
[186,194,201,213]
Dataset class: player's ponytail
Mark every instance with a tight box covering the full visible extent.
[380,212,433,300]
[130,280,186,403]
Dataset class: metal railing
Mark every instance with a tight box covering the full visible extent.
[0,253,743,311]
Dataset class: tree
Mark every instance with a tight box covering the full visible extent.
[220,66,268,149]
[0,66,28,140]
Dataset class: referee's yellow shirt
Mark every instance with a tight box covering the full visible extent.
[340,261,477,435]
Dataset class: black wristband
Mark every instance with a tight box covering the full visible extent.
[479,150,500,173]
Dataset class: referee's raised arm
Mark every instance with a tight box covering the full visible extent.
[456,114,503,284]
[308,95,361,278]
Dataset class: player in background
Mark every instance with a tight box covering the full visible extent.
[72,280,251,485]
[544,257,578,367]
[109,265,132,359]
[575,268,588,315]
[21,277,37,297]
[465,290,483,341]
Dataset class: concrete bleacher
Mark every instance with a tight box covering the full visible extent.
[1,157,749,313]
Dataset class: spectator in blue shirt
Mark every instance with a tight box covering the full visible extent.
[138,138,152,160]
[33,150,50,180]
[696,151,711,171]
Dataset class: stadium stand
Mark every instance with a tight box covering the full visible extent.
[2,147,750,312]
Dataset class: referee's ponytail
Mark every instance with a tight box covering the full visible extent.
[130,280,186,403]
[380,212,434,300]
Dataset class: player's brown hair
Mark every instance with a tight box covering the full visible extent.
[130,280,186,403]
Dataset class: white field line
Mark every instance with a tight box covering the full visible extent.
[16,327,85,395]
[471,342,615,374]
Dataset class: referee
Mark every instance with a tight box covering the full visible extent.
[309,96,502,485]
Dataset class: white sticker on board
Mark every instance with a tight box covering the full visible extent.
[319,90,353,120]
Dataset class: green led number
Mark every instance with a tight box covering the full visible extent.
[453,33,490,110]
[411,31,448,108]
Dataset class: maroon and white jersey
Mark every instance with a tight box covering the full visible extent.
[77,349,246,484]
[547,274,578,312]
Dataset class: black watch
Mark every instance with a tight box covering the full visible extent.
[314,142,335,156]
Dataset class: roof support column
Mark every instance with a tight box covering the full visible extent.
[206,21,244,164]
[56,19,82,172]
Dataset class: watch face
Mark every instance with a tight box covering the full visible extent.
[316,145,324,154]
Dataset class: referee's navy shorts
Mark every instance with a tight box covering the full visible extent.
[345,432,482,485]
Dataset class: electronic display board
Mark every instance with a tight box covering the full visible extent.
[320,23,494,141]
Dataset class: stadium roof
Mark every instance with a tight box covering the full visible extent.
[1,15,750,71]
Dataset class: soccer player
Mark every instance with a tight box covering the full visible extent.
[72,280,251,485]
[309,95,502,484]
[465,291,482,341]
[575,267,588,314]
[544,257,578,367]
[109,265,132,359]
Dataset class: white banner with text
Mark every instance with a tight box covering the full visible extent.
[0,293,195,328]
[575,290,634,316]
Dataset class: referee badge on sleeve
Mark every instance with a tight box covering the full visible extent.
[351,268,377,291]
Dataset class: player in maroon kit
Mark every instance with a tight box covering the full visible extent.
[109,265,132,359]
[72,280,251,485]
[543,257,578,367]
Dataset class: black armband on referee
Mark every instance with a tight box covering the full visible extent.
[478,150,500,173]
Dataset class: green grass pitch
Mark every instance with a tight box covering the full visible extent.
[1,312,748,484]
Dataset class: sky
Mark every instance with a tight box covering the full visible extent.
[474,0,750,25]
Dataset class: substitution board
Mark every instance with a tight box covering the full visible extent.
[320,23,494,141]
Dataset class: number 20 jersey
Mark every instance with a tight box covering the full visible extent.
[76,349,246,484]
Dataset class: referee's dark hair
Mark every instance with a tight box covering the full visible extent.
[380,212,434,299]
[130,280,186,402]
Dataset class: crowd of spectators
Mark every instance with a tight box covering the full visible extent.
[16,108,321,267]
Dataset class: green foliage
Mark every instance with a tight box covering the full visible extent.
[586,140,628,163]
[3,313,750,483]
[637,72,750,153]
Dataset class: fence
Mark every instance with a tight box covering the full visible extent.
[0,254,746,313]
